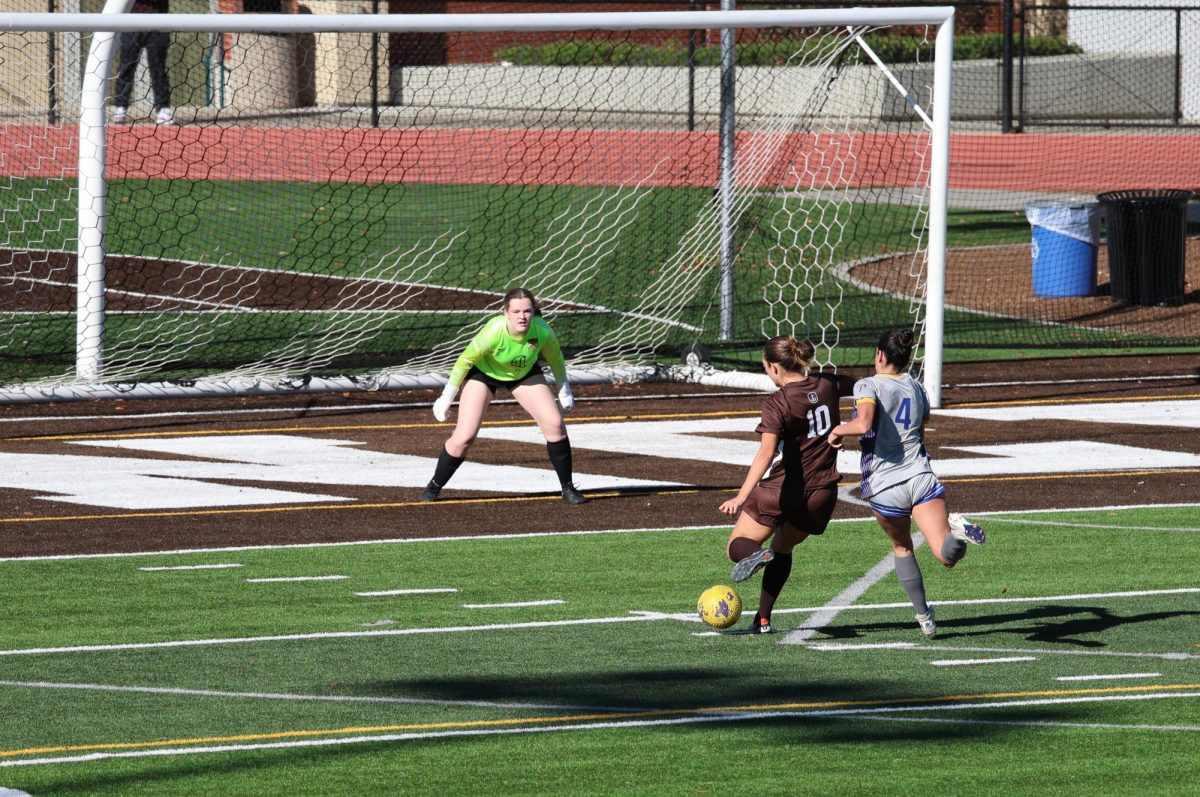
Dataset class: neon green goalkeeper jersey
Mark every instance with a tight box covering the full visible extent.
[447,315,567,388]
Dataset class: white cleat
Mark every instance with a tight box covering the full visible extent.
[155,107,175,126]
[111,106,128,123]
[949,512,986,545]
[916,606,937,638]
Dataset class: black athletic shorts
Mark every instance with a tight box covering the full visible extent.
[465,366,548,394]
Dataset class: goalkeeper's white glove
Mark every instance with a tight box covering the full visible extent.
[557,382,575,414]
[432,383,457,422]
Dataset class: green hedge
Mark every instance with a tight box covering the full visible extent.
[495,33,1081,67]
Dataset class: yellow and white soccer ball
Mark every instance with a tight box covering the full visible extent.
[697,584,742,629]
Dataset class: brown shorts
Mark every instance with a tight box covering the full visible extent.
[741,484,838,535]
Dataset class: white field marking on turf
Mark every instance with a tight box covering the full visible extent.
[1057,673,1162,681]
[139,563,243,572]
[244,575,347,583]
[813,714,1200,733]
[4,691,1198,769]
[0,615,658,657]
[0,680,648,714]
[779,534,926,645]
[355,588,458,597]
[935,399,1200,428]
[930,656,1038,666]
[6,505,1200,563]
[462,600,565,609]
[808,642,1199,661]
[984,517,1200,533]
[671,586,1200,624]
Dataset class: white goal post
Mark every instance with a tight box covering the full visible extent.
[0,6,953,404]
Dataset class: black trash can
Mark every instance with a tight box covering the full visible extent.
[1097,189,1192,306]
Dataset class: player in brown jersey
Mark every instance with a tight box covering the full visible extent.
[718,335,855,633]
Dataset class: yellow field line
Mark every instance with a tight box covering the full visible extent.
[3,682,1198,759]
[3,465,1197,525]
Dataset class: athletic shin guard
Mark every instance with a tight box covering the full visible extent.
[431,446,465,488]
[894,554,929,616]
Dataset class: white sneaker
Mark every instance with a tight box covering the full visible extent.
[916,606,937,638]
[155,107,174,126]
[111,106,128,123]
[949,513,986,545]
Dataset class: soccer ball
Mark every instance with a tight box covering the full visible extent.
[697,584,742,629]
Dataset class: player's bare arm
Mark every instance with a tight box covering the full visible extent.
[719,432,780,515]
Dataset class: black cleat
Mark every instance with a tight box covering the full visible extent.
[561,483,588,504]
[748,613,773,634]
[418,481,442,502]
[731,547,775,582]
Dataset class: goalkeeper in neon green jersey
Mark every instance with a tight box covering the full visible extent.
[422,287,586,505]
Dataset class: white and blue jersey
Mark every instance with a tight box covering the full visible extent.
[852,373,942,512]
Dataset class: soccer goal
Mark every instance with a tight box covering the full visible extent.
[0,5,953,404]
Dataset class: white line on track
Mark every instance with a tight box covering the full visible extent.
[1057,673,1162,681]
[2,690,1196,768]
[0,680,646,713]
[244,575,347,583]
[354,588,457,597]
[4,504,1200,564]
[462,600,565,609]
[139,564,243,572]
[930,656,1038,666]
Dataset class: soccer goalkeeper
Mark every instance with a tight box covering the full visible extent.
[421,287,586,505]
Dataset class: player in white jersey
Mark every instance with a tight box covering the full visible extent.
[828,328,986,638]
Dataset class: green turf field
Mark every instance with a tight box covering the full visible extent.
[1,506,1197,795]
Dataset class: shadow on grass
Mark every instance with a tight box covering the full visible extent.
[813,603,1200,648]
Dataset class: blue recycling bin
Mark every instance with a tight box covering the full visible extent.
[1026,201,1100,297]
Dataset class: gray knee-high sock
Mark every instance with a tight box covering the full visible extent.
[941,534,967,564]
[894,554,929,615]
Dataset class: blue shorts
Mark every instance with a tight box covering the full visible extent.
[866,472,946,519]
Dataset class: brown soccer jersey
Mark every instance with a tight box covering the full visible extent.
[754,374,845,492]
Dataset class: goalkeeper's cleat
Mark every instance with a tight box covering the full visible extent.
[916,607,937,638]
[561,483,587,504]
[949,513,986,545]
[418,481,442,502]
[731,547,774,583]
[747,613,773,634]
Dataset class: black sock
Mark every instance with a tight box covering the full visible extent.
[762,552,793,600]
[431,446,465,488]
[546,438,573,486]
[728,537,762,563]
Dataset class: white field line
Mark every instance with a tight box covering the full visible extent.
[984,517,1200,533]
[462,600,565,609]
[779,534,926,645]
[0,680,647,714]
[930,657,1038,666]
[1,586,1197,659]
[5,504,1200,564]
[244,576,347,583]
[355,588,457,597]
[1057,673,1162,681]
[2,691,1197,769]
[808,642,1199,661]
[139,564,243,572]
[0,615,657,657]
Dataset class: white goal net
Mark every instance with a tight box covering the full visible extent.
[0,6,952,403]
